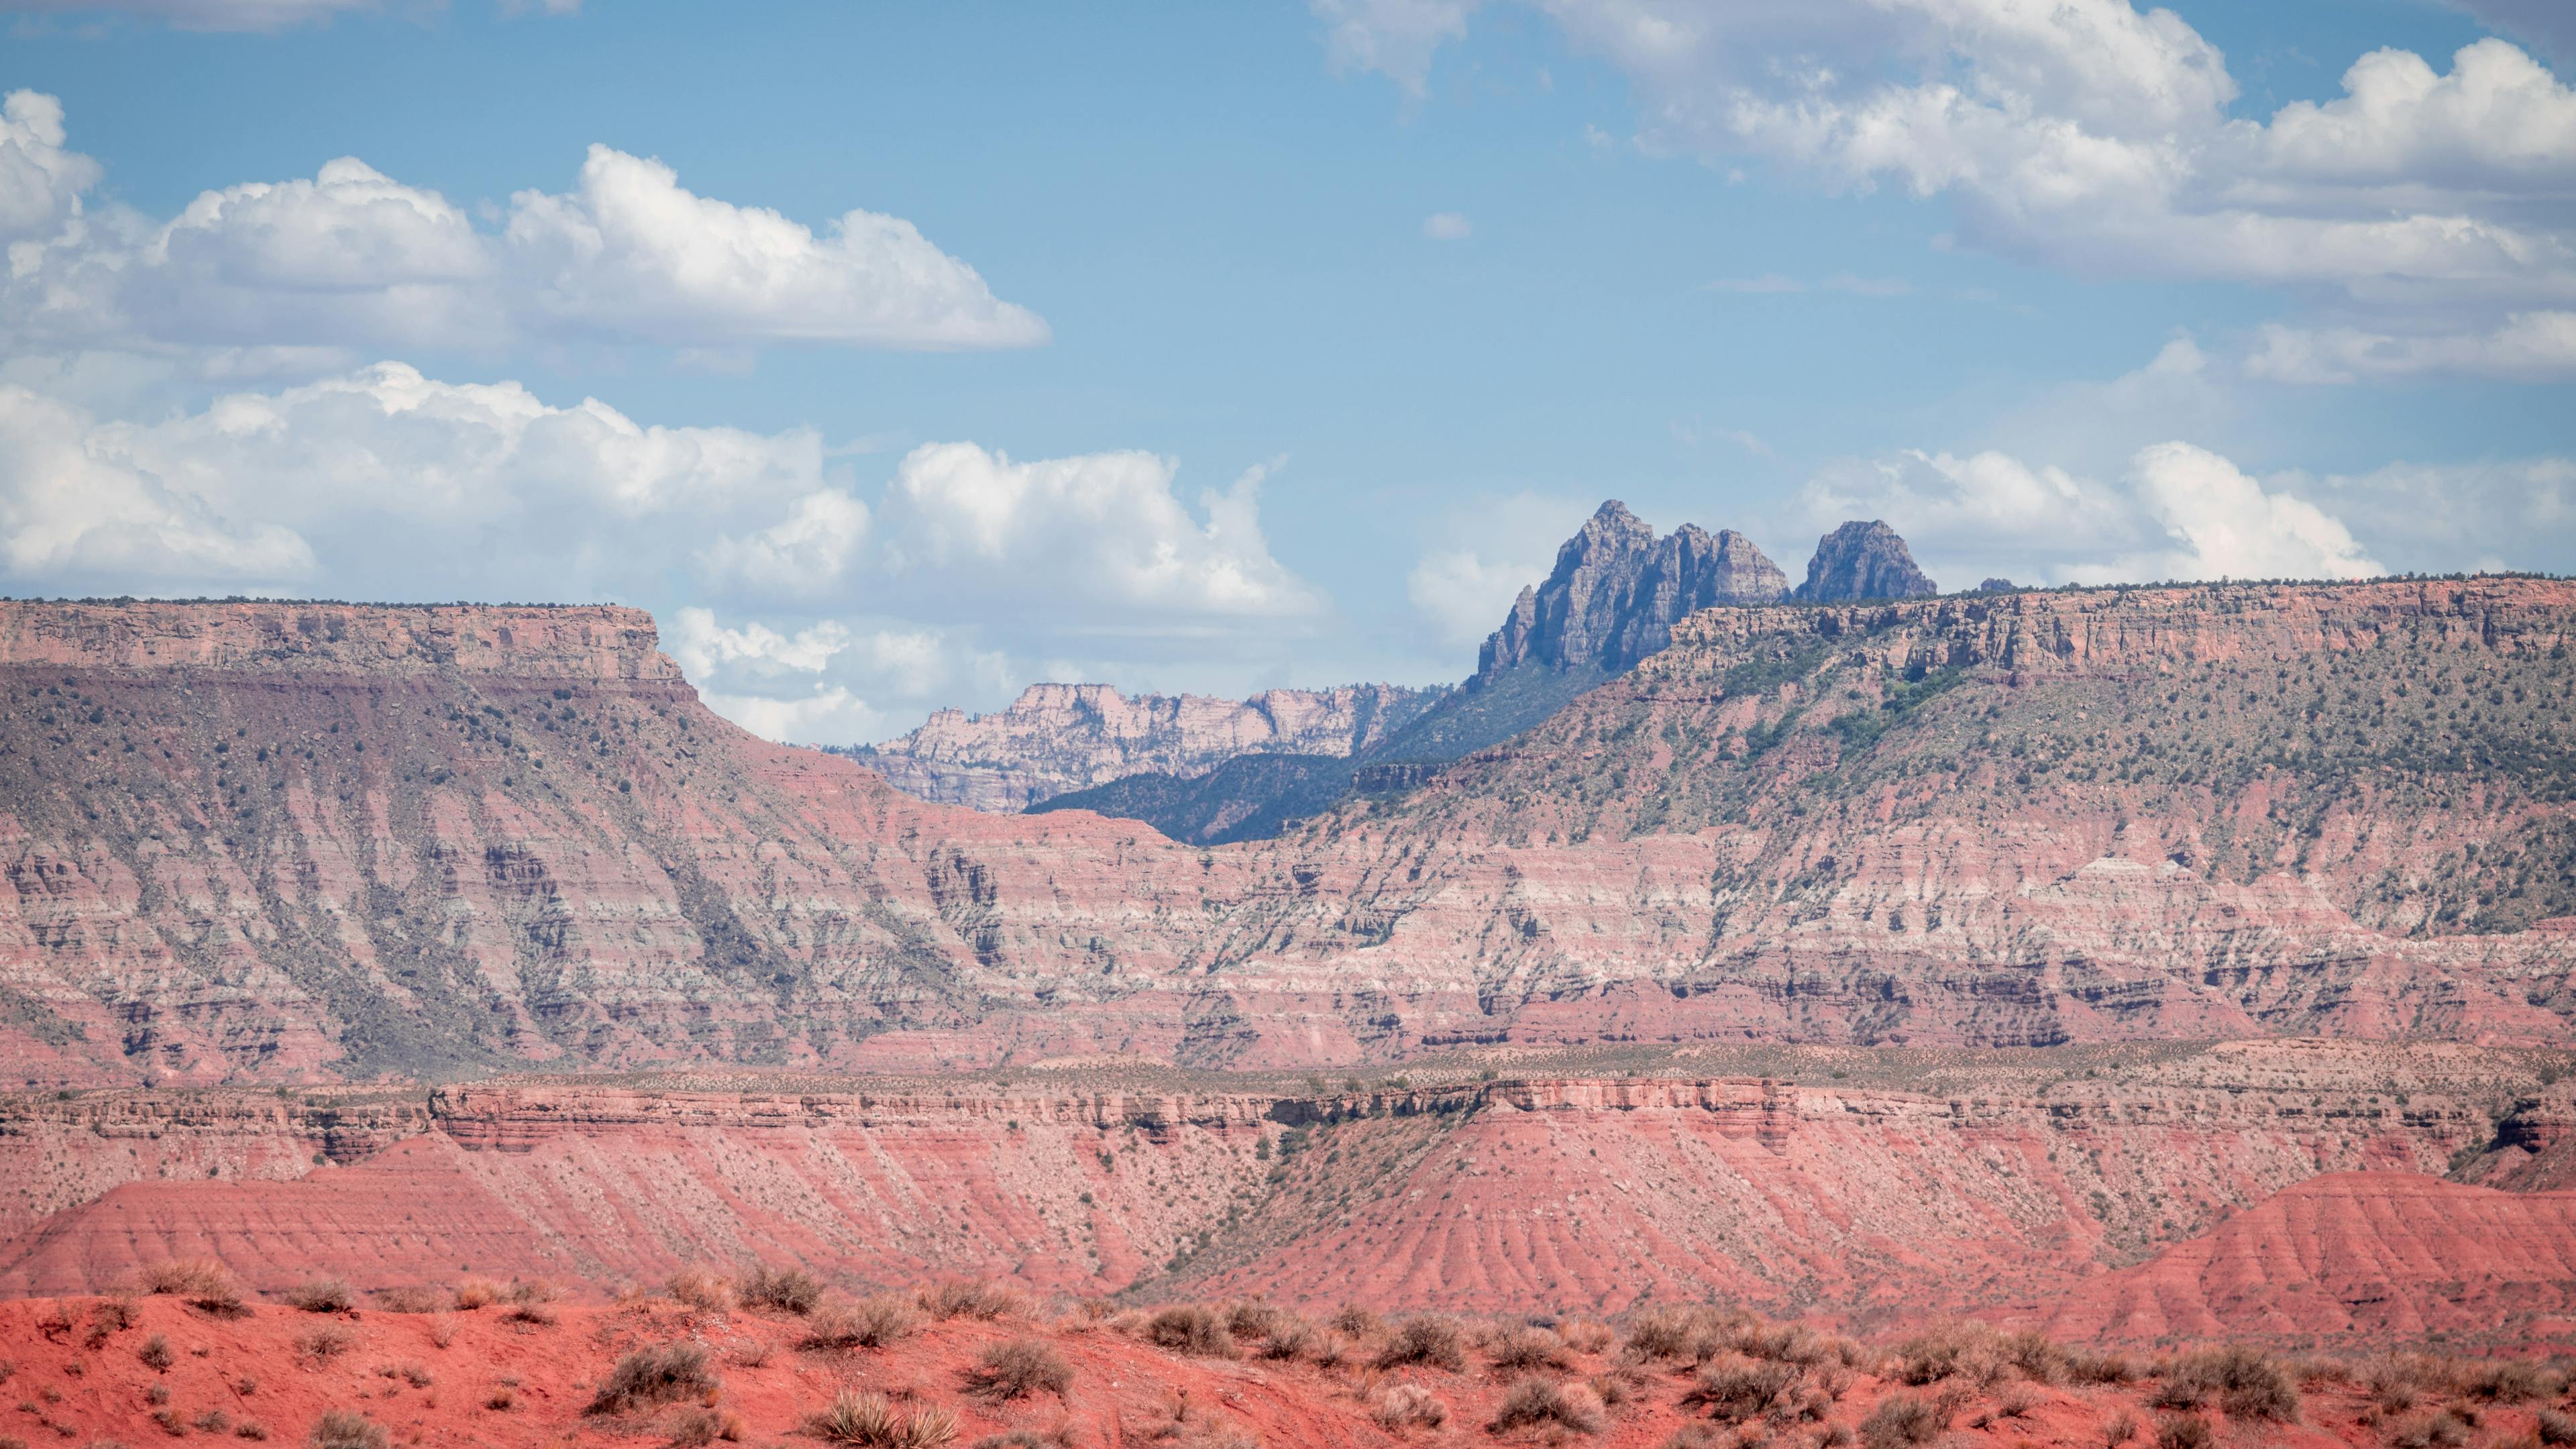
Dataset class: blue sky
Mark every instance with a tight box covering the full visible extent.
[3,0,2571,741]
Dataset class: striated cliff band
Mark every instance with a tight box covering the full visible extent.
[0,582,2571,1090]
[3,1040,2569,1346]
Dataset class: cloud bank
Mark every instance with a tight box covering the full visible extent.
[0,92,1046,372]
[0,363,1316,742]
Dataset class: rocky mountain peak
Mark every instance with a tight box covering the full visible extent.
[1792,519,1938,602]
[1477,500,1789,682]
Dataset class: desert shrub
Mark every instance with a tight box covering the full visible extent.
[282,1278,354,1314]
[502,1301,556,1327]
[427,1316,458,1350]
[2004,1329,2069,1384]
[1970,1386,2042,1426]
[1329,1304,1383,1338]
[1374,1315,1466,1371]
[664,1267,734,1313]
[1558,1319,1614,1354]
[88,1297,135,1346]
[2366,1354,2458,1409]
[2537,1407,2576,1445]
[968,1435,1076,1449]
[134,1260,245,1316]
[368,1287,445,1315]
[964,1338,1073,1401]
[1371,1383,1448,1429]
[2102,1409,2138,1446]
[395,1362,432,1389]
[806,1391,959,1448]
[916,1279,1025,1321]
[235,1423,271,1442]
[193,1409,231,1433]
[1485,1325,1570,1373]
[1732,1320,1825,1366]
[308,1411,388,1449]
[1256,1313,1321,1360]
[1489,1377,1605,1435]
[2463,1357,2558,1401]
[1587,1372,1633,1408]
[138,1335,173,1371]
[736,1265,821,1316]
[1860,1393,1945,1449]
[1893,1323,2004,1387]
[1681,1354,1796,1425]
[2163,1345,2297,1421]
[1146,1305,1238,1358]
[484,1387,517,1411]
[800,1294,916,1351]
[506,1279,560,1305]
[1623,1306,1699,1360]
[2153,1415,2212,1449]
[2069,1350,2137,1385]
[585,1343,718,1415]
[2384,1411,2473,1449]
[662,1407,743,1446]
[451,1279,503,1310]
[1222,1301,1283,1340]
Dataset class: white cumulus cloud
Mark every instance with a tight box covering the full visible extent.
[0,93,1046,367]
[1793,438,2384,587]
[0,360,1326,743]
[1316,1,2576,376]
[0,91,101,244]
[879,445,1322,623]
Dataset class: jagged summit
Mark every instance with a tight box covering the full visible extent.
[1477,499,1790,682]
[1793,518,1939,602]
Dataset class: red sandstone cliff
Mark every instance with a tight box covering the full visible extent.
[0,588,2570,1088]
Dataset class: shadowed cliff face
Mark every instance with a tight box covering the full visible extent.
[0,584,2573,1090]
[851,682,1443,812]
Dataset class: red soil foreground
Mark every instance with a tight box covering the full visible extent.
[1,1288,2570,1449]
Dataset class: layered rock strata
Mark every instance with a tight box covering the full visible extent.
[0,586,2571,1090]
[0,1042,2550,1345]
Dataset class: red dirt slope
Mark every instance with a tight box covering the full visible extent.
[2043,1171,2576,1347]
[0,1285,2522,1449]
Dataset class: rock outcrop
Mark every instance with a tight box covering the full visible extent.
[1794,519,1938,601]
[851,681,1438,811]
[1478,500,1790,680]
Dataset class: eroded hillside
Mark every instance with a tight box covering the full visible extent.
[5,1041,2565,1347]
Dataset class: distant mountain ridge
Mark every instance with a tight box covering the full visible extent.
[1024,506,1933,842]
[841,680,1440,812]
